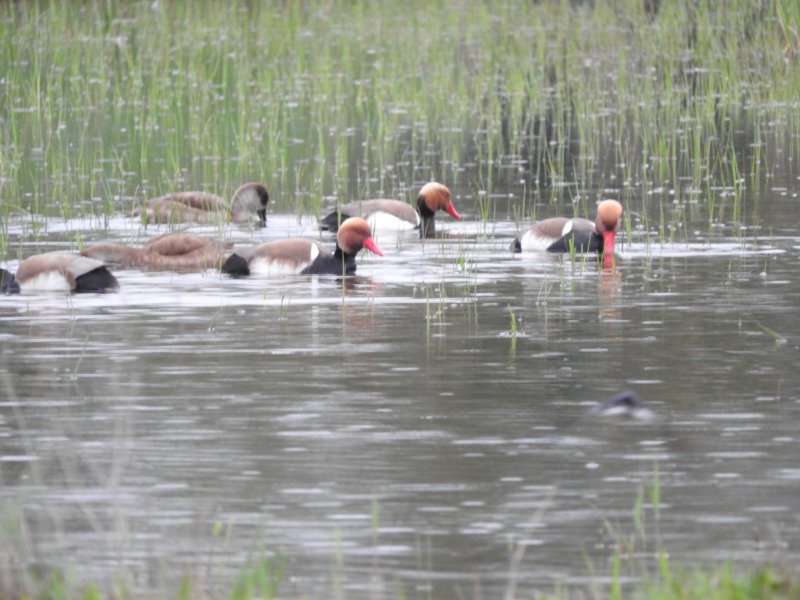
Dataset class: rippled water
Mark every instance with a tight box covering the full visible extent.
[1,199,800,597]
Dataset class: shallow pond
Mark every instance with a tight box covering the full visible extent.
[2,189,800,598]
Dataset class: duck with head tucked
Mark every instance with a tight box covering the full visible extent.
[81,232,232,271]
[1,253,119,294]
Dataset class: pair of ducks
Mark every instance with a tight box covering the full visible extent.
[0,181,623,294]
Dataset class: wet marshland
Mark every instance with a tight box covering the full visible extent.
[2,1,800,598]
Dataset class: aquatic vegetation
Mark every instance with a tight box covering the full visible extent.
[3,476,797,600]
[0,0,797,234]
[637,561,800,600]
[572,470,800,600]
[3,562,797,599]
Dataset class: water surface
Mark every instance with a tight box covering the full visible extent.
[2,201,799,598]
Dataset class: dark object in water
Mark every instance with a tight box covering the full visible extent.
[1,268,19,294]
[585,390,654,421]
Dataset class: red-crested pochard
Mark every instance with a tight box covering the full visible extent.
[2,253,119,294]
[81,232,231,271]
[513,200,623,257]
[135,182,269,227]
[223,217,384,277]
[319,182,460,237]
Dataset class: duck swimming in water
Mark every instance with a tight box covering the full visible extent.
[81,232,231,271]
[1,253,119,294]
[223,217,384,277]
[135,182,270,227]
[319,182,460,238]
[513,200,623,258]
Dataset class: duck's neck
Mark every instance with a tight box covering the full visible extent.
[417,197,436,239]
[333,247,358,274]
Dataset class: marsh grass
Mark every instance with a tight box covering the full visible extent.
[0,552,286,600]
[1,0,798,235]
[567,468,800,600]
[1,467,797,599]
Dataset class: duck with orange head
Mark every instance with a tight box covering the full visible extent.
[513,200,623,266]
[223,217,384,277]
[319,182,460,238]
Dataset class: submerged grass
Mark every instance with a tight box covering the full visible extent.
[639,562,800,600]
[3,564,796,600]
[0,0,798,230]
[2,487,797,600]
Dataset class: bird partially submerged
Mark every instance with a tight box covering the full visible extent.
[223,217,384,277]
[135,182,270,227]
[513,200,623,259]
[583,390,654,421]
[1,253,119,294]
[81,232,232,271]
[319,182,460,238]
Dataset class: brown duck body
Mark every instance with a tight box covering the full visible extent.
[7,252,119,294]
[135,182,269,227]
[81,233,231,271]
[223,217,384,277]
[319,182,460,237]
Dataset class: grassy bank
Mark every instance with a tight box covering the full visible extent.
[1,556,797,599]
[0,0,798,227]
[1,471,797,600]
